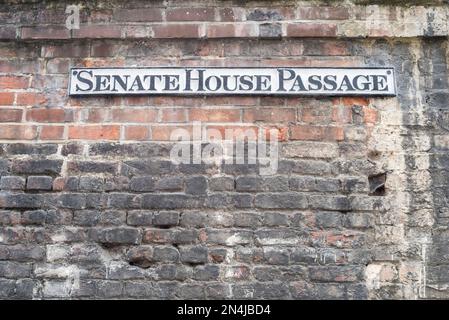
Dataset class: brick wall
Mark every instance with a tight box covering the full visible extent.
[0,0,448,299]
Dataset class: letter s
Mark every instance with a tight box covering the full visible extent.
[75,70,93,92]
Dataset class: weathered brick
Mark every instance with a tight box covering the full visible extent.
[166,8,215,21]
[0,125,37,140]
[152,24,201,38]
[286,23,337,37]
[129,176,155,192]
[21,26,69,40]
[26,176,52,190]
[209,176,234,191]
[68,125,120,140]
[0,176,25,190]
[153,211,180,227]
[12,159,62,175]
[114,8,163,22]
[0,109,22,122]
[255,193,308,209]
[185,176,208,195]
[90,227,141,245]
[180,245,208,264]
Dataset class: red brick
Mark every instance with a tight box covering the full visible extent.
[206,24,235,38]
[0,92,14,105]
[206,125,259,141]
[46,59,71,74]
[26,108,72,123]
[42,44,90,58]
[297,7,350,20]
[52,177,66,191]
[112,108,157,123]
[91,42,122,57]
[84,108,110,123]
[332,105,352,124]
[0,76,29,89]
[152,125,193,141]
[0,125,37,140]
[21,26,70,40]
[150,96,204,107]
[0,60,41,74]
[114,8,163,22]
[243,108,296,123]
[290,125,344,141]
[40,125,65,140]
[341,97,369,107]
[286,23,337,37]
[72,25,122,39]
[190,108,240,122]
[161,108,187,122]
[166,8,215,21]
[16,93,47,106]
[152,24,201,38]
[124,125,150,140]
[302,40,349,56]
[123,96,150,106]
[300,106,333,124]
[261,126,289,141]
[0,109,22,122]
[259,97,286,107]
[68,125,120,140]
[364,107,378,124]
[205,96,258,106]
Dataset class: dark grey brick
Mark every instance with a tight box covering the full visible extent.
[155,177,183,191]
[90,227,141,245]
[209,176,234,191]
[315,211,344,228]
[79,176,104,192]
[263,247,289,265]
[68,161,117,174]
[21,210,46,225]
[142,194,202,209]
[61,142,84,156]
[153,246,179,262]
[263,212,289,226]
[129,176,155,192]
[180,246,208,264]
[255,193,308,209]
[0,176,25,190]
[74,210,100,226]
[12,160,62,175]
[0,261,32,278]
[185,176,208,195]
[193,265,220,281]
[6,143,57,155]
[127,210,153,226]
[153,211,179,227]
[309,195,350,211]
[26,176,53,190]
[236,176,263,192]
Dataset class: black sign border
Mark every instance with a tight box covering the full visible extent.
[68,66,397,97]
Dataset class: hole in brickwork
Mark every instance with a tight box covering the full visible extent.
[368,173,386,196]
[368,150,382,160]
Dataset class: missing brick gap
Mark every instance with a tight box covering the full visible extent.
[368,172,387,196]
